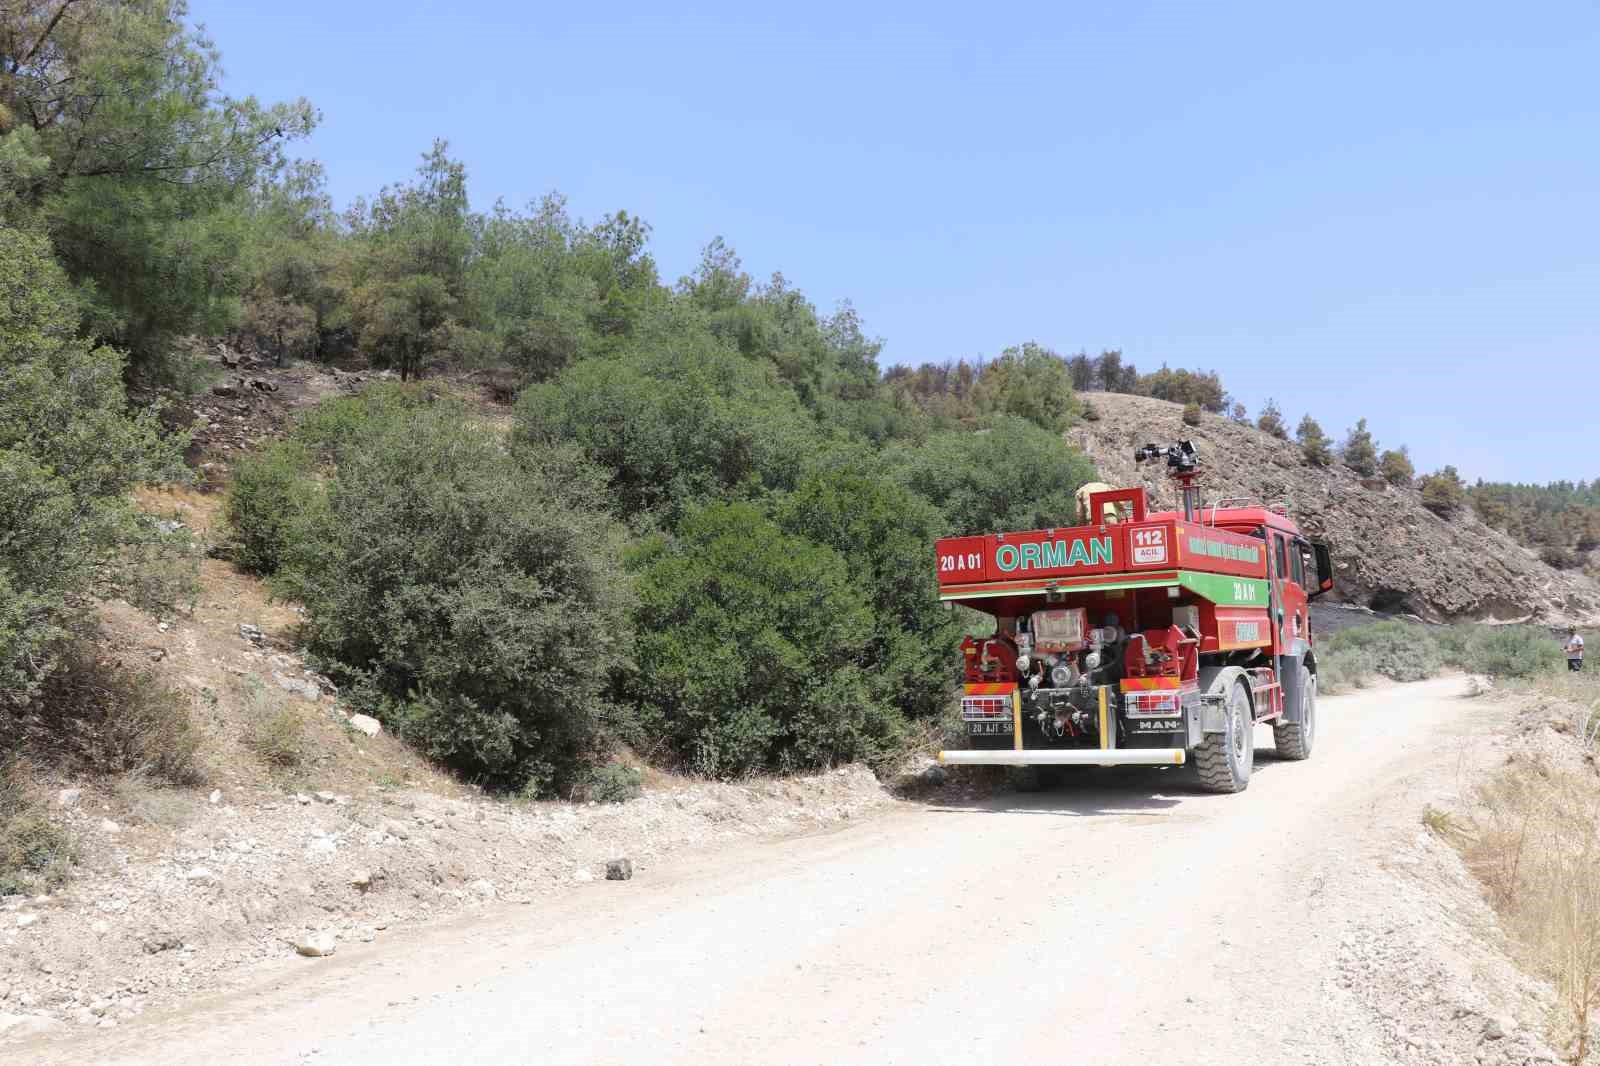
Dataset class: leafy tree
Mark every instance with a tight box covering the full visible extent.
[884,416,1095,535]
[345,141,472,379]
[628,501,896,776]
[1297,415,1333,467]
[240,161,348,363]
[1229,401,1248,423]
[0,225,187,709]
[1097,349,1140,392]
[271,398,632,792]
[513,330,821,526]
[774,469,961,720]
[1257,399,1288,439]
[0,0,316,363]
[1341,418,1379,476]
[1379,447,1415,487]
[970,341,1077,433]
[1420,466,1467,516]
[1065,352,1096,390]
[1138,365,1227,412]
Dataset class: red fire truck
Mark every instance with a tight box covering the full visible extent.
[934,442,1334,793]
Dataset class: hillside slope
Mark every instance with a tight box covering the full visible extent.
[1068,393,1600,624]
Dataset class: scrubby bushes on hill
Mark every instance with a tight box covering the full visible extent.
[0,225,191,719]
[883,416,1094,536]
[628,502,899,776]
[1318,621,1564,693]
[231,390,634,793]
[513,335,822,526]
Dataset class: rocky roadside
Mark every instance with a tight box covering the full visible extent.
[1068,392,1600,625]
[0,764,905,1045]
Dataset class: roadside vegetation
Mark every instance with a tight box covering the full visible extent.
[1316,621,1564,694]
[1335,622,1600,1064]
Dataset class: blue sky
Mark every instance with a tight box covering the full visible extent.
[194,1,1599,483]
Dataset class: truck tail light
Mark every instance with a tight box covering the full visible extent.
[961,695,1011,722]
[1125,692,1182,718]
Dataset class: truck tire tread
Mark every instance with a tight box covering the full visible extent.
[1193,679,1252,793]
[1273,666,1316,761]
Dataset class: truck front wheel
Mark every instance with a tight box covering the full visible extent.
[1273,665,1316,761]
[1194,680,1253,793]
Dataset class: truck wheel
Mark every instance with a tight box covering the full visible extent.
[1273,666,1316,761]
[1194,680,1253,793]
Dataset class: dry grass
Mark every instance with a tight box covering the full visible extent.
[19,642,204,786]
[113,770,200,828]
[1460,754,1600,1063]
[238,674,307,770]
[0,761,77,896]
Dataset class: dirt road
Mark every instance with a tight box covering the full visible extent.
[21,678,1499,1065]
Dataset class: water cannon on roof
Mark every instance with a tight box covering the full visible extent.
[1135,440,1203,521]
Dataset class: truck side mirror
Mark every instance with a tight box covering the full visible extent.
[1310,542,1334,599]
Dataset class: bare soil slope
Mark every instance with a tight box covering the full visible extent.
[1069,392,1600,624]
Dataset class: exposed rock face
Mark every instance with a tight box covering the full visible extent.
[1068,393,1600,624]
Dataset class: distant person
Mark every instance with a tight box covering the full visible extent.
[1568,628,1586,672]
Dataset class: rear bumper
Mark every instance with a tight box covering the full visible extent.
[937,748,1186,767]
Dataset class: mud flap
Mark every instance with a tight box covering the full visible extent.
[1280,651,1307,724]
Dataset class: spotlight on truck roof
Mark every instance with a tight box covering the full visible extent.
[1134,440,1200,473]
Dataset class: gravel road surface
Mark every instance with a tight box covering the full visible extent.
[21,678,1480,1066]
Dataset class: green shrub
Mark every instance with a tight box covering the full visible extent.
[1318,646,1375,694]
[1319,620,1443,683]
[513,339,821,526]
[773,468,961,721]
[0,226,187,711]
[1181,401,1202,427]
[289,382,445,460]
[883,416,1094,536]
[0,761,76,896]
[1320,621,1566,687]
[1380,447,1415,487]
[629,501,901,777]
[1449,626,1564,679]
[1420,467,1467,516]
[586,763,643,803]
[275,403,632,793]
[223,440,319,575]
[1257,399,1289,439]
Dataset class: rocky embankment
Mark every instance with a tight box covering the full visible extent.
[1069,392,1600,625]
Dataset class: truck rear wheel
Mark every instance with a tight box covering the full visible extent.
[1273,665,1316,761]
[1194,680,1253,793]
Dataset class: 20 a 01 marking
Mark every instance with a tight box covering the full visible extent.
[939,552,983,574]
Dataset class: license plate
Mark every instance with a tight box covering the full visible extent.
[968,721,1012,736]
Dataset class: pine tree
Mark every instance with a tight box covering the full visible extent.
[1379,447,1415,487]
[1296,415,1332,467]
[1257,399,1288,439]
[1341,418,1379,476]
[1419,467,1467,516]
